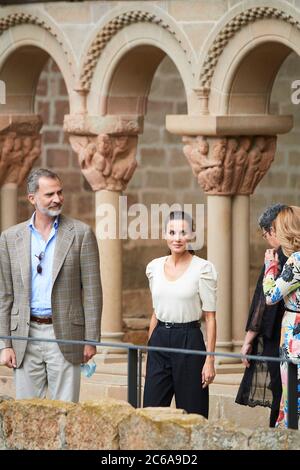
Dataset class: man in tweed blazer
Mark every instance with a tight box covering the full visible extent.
[0,168,102,401]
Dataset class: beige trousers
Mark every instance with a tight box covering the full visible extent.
[15,322,81,402]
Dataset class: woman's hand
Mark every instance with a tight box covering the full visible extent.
[241,342,252,368]
[264,249,279,264]
[202,357,215,388]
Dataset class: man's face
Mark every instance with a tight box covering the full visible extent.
[28,176,64,217]
[262,226,280,249]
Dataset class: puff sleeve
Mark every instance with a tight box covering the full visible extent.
[146,260,154,293]
[198,262,218,312]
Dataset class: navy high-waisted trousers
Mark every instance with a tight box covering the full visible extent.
[143,321,208,418]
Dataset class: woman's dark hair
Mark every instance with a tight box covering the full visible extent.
[165,210,195,255]
[258,203,287,233]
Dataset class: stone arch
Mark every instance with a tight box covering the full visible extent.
[0,11,77,114]
[196,1,300,115]
[79,5,195,115]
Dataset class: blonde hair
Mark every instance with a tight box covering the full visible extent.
[274,206,300,256]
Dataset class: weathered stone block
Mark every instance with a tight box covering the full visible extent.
[168,0,227,21]
[191,419,251,450]
[0,399,74,450]
[65,399,133,450]
[46,148,70,168]
[119,407,205,450]
[249,428,300,450]
[140,148,166,167]
[171,170,193,189]
[45,4,92,23]
[54,100,70,126]
[122,289,153,318]
[146,170,170,188]
[123,330,148,345]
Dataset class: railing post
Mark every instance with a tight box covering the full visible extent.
[128,348,138,407]
[287,361,298,430]
[137,349,143,408]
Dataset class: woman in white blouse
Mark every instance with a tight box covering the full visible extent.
[143,211,217,417]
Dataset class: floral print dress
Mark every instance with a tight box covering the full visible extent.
[263,251,300,428]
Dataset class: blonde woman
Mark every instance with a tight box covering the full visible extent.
[263,206,300,427]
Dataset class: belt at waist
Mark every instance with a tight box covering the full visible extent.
[285,307,300,314]
[157,320,199,329]
[30,315,52,324]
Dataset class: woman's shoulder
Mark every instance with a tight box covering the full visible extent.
[192,256,218,279]
[192,255,216,270]
[146,256,167,274]
[288,251,300,265]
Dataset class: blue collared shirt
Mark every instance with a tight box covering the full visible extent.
[29,213,59,317]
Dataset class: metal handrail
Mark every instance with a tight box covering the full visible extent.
[0,334,298,429]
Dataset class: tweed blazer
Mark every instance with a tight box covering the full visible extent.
[0,214,102,366]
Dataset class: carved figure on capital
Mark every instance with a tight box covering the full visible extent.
[70,133,138,191]
[239,136,266,194]
[0,132,16,184]
[231,137,251,193]
[252,136,277,190]
[17,136,42,185]
[0,132,41,186]
[182,134,276,195]
[221,138,238,193]
[183,136,228,193]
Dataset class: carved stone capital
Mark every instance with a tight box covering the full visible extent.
[182,135,277,195]
[64,114,143,136]
[0,115,42,187]
[70,133,138,191]
[0,114,42,135]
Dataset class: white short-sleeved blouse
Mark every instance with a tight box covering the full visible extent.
[146,255,217,323]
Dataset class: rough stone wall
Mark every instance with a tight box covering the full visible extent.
[0,397,299,450]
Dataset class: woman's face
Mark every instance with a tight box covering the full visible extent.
[165,219,192,255]
[262,226,280,250]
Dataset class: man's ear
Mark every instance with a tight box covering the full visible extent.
[27,193,35,207]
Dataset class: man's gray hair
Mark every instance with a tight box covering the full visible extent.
[27,168,61,194]
[258,203,287,233]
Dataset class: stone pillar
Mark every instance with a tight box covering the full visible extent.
[0,115,42,231]
[182,134,277,359]
[232,195,249,353]
[230,136,276,353]
[96,189,123,343]
[207,194,232,355]
[183,136,233,356]
[1,183,18,231]
[67,114,142,345]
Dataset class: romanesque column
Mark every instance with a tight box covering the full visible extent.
[0,115,42,231]
[183,136,233,356]
[67,115,141,345]
[231,136,277,352]
[183,134,277,358]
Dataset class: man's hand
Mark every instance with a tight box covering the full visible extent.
[82,344,97,363]
[0,348,17,368]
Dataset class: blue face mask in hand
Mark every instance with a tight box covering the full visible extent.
[80,359,96,378]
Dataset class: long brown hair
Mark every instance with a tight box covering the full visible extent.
[274,205,300,256]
